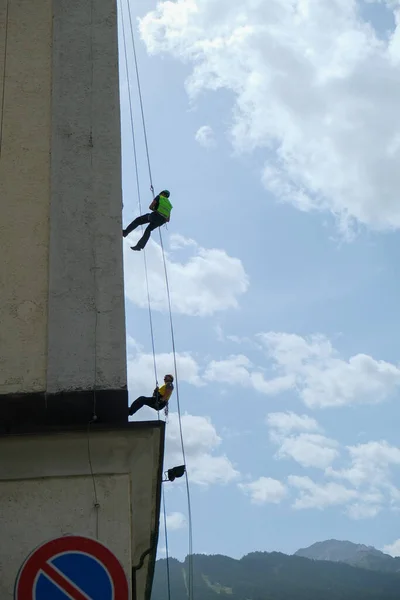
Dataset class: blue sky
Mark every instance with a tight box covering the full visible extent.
[118,0,400,561]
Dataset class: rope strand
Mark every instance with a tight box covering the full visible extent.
[123,1,194,597]
[126,0,154,193]
[121,0,158,389]
[159,229,194,598]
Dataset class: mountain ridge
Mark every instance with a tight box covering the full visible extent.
[294,538,400,573]
[151,546,400,600]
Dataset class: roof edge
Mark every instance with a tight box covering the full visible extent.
[144,419,166,600]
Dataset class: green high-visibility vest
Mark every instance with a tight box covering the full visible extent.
[157,194,173,219]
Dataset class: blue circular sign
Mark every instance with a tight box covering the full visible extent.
[14,535,129,599]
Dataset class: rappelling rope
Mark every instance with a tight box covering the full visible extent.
[87,0,100,540]
[126,0,154,195]
[158,230,194,589]
[124,2,194,598]
[121,0,158,393]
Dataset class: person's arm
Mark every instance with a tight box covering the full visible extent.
[149,195,160,211]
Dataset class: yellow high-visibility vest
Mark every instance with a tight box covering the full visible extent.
[157,194,173,219]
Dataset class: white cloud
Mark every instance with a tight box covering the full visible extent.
[267,412,338,469]
[166,413,240,486]
[259,332,400,408]
[239,477,287,505]
[277,433,339,469]
[266,411,321,435]
[382,539,400,557]
[203,354,253,385]
[123,235,249,317]
[140,0,400,234]
[240,433,400,517]
[327,440,400,487]
[288,476,358,510]
[202,333,400,407]
[127,346,203,398]
[132,332,400,410]
[320,440,400,519]
[195,125,216,147]
[168,233,199,251]
[161,511,187,531]
[203,354,294,395]
[240,415,400,516]
[346,502,382,520]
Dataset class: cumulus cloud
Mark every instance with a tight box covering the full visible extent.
[259,425,400,516]
[168,234,198,251]
[288,476,358,510]
[123,234,249,317]
[166,413,240,486]
[127,345,203,399]
[324,440,400,519]
[267,411,338,469]
[266,411,321,435]
[259,332,400,408]
[202,333,400,408]
[382,539,400,557]
[239,477,287,505]
[277,434,339,469]
[239,432,400,517]
[346,501,382,520]
[195,125,216,147]
[203,354,295,395]
[326,440,400,488]
[161,511,187,531]
[140,0,400,234]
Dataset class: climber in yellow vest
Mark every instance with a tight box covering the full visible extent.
[123,190,173,251]
[128,374,174,416]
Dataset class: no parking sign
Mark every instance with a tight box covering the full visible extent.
[14,535,129,599]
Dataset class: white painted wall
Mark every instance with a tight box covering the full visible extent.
[0,425,164,600]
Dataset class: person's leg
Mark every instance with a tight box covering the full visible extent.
[132,213,166,250]
[128,395,153,415]
[132,223,155,250]
[123,214,150,237]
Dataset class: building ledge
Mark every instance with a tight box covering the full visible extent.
[0,388,128,434]
[0,419,165,600]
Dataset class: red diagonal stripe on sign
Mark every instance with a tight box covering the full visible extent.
[41,562,92,600]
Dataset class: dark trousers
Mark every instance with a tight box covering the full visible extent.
[124,212,166,249]
[128,395,167,416]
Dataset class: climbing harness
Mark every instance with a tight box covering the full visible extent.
[121,1,194,598]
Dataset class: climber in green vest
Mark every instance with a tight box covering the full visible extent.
[123,190,173,251]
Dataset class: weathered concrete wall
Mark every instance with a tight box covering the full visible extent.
[47,0,125,392]
[0,0,126,396]
[0,474,132,597]
[0,424,164,600]
[0,0,52,394]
